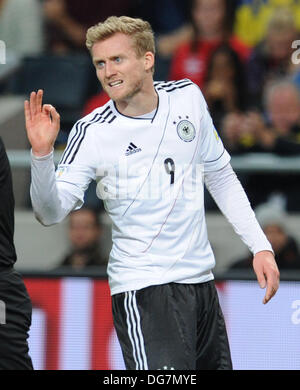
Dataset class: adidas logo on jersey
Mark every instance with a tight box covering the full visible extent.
[125,142,142,156]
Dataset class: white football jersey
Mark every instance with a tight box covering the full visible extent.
[56,80,231,295]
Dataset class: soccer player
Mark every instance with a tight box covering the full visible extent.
[0,137,33,370]
[24,16,279,370]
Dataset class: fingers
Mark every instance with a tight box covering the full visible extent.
[42,104,52,114]
[36,89,43,112]
[253,259,266,289]
[28,89,43,118]
[256,271,266,289]
[42,104,60,127]
[253,251,280,305]
[29,91,37,116]
[263,271,280,305]
[24,100,31,124]
[263,285,277,305]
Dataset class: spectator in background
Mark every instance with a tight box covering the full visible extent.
[253,80,300,154]
[168,0,249,89]
[0,0,44,57]
[222,79,300,211]
[246,7,299,109]
[222,79,300,155]
[138,0,190,37]
[137,0,192,80]
[202,44,248,130]
[149,0,194,59]
[233,0,300,48]
[59,208,108,270]
[230,202,300,270]
[43,0,137,54]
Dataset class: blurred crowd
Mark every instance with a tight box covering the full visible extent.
[57,207,108,271]
[1,0,300,270]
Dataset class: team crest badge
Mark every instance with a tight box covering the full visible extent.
[177,120,196,142]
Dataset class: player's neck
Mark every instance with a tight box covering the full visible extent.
[115,83,158,118]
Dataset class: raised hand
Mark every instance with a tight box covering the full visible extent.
[24,89,60,157]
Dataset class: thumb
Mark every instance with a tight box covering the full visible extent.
[43,104,60,126]
[42,104,53,114]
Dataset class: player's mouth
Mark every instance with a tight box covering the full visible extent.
[108,80,123,88]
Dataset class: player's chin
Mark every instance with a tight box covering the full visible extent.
[106,87,126,102]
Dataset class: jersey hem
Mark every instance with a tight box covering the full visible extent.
[109,272,214,296]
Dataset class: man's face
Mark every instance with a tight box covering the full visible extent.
[92,33,151,103]
[193,0,225,36]
[264,224,287,253]
[69,210,100,250]
[268,87,300,134]
[267,29,296,61]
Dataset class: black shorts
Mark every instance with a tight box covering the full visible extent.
[112,281,232,370]
[0,267,33,370]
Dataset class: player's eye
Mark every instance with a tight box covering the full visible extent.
[96,61,105,69]
[114,57,122,64]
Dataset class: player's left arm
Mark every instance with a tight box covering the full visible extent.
[204,164,280,304]
[193,83,280,303]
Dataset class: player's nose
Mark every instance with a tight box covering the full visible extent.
[105,62,117,79]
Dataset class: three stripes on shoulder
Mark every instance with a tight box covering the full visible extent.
[154,79,193,92]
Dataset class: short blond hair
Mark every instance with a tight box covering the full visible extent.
[86,16,156,58]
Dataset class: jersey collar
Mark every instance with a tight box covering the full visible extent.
[110,87,170,125]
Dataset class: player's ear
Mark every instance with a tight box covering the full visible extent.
[144,51,155,72]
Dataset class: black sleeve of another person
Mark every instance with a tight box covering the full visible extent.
[0,137,17,267]
[0,138,33,370]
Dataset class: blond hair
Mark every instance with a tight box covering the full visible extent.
[86,16,155,58]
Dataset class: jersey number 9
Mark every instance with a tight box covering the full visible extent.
[164,158,175,185]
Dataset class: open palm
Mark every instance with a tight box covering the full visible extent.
[24,89,60,157]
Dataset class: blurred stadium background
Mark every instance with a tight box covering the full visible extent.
[1,0,300,370]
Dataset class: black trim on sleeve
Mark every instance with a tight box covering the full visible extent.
[60,105,114,165]
[204,147,226,164]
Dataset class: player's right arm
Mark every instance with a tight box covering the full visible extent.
[24,90,60,157]
[24,90,93,226]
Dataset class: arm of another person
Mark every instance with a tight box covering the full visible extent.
[44,0,86,48]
